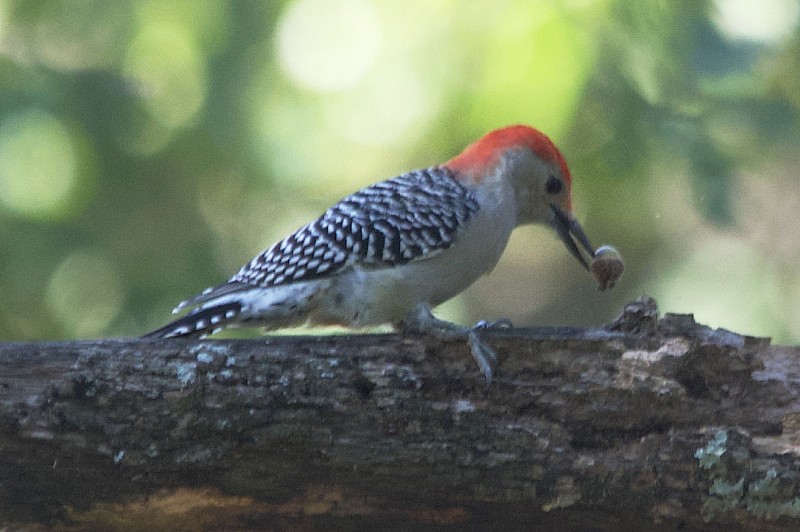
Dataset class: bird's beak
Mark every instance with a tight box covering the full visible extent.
[550,204,595,270]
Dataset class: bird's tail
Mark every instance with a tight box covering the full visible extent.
[143,280,326,339]
[142,300,244,339]
[143,281,255,339]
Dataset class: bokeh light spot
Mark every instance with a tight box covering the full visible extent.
[46,251,124,338]
[472,6,592,139]
[322,61,437,146]
[0,109,78,219]
[123,24,207,130]
[276,0,381,91]
[713,0,800,43]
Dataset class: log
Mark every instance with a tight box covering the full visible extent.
[1,296,799,531]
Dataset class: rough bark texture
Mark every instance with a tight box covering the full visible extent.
[1,296,799,531]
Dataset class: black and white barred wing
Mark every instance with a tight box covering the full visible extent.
[231,167,480,288]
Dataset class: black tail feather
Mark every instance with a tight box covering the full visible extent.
[143,302,243,339]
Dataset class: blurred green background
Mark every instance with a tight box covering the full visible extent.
[1,0,799,342]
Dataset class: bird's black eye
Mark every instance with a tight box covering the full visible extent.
[545,175,563,195]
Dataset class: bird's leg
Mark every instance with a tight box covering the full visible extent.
[400,304,499,386]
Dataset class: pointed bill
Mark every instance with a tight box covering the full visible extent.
[550,204,595,270]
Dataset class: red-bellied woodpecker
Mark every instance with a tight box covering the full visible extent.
[145,125,598,384]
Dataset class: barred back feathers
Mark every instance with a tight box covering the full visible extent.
[232,167,479,287]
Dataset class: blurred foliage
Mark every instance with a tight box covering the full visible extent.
[0,0,799,342]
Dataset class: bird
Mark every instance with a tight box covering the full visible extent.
[145,125,596,385]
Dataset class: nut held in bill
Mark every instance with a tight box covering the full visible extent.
[590,245,624,291]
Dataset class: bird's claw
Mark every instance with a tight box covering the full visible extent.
[469,319,511,386]
[467,330,498,388]
[400,305,503,386]
[473,318,514,331]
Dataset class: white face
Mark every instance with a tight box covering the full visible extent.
[506,148,572,225]
[503,147,594,269]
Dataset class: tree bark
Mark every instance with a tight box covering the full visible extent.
[1,297,799,531]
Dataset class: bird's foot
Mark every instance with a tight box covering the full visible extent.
[466,329,497,386]
[401,304,500,387]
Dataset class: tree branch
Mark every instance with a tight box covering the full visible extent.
[1,297,799,530]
